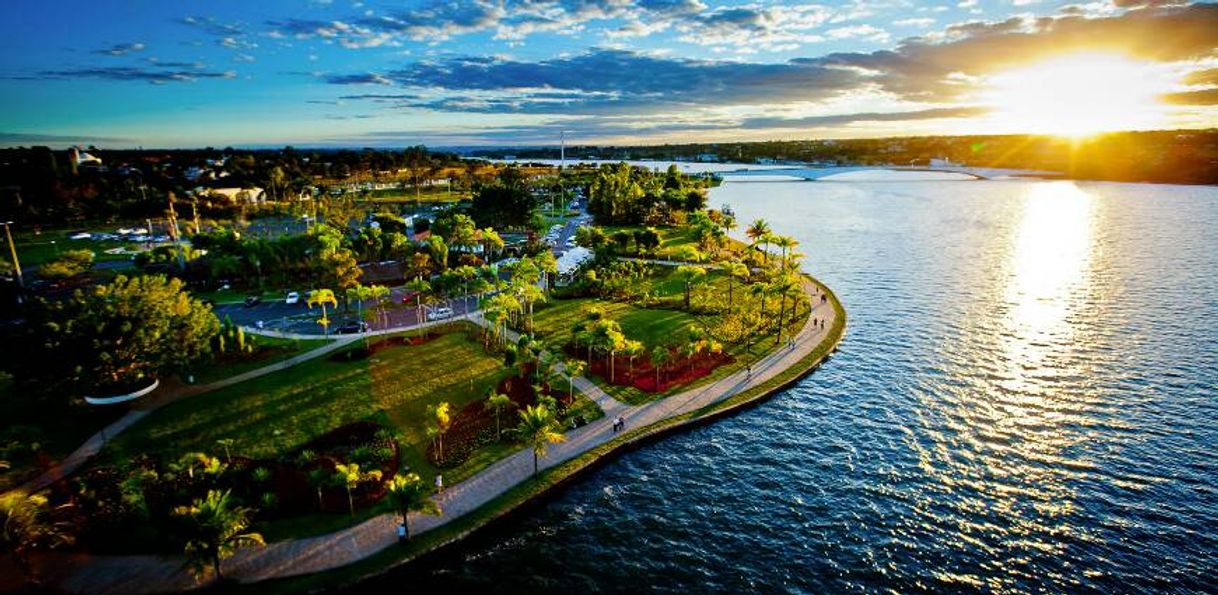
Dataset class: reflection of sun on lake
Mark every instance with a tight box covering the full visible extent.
[1008,181,1096,355]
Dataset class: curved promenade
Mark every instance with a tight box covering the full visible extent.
[35,276,845,594]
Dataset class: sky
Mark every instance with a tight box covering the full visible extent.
[1,0,1216,148]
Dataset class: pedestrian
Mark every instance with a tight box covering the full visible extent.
[746,365,752,380]
[256,319,264,330]
[397,521,407,544]
[434,474,443,495]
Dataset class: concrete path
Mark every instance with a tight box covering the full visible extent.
[35,279,838,593]
[13,336,358,495]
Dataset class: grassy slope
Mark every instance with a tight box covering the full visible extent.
[244,276,845,595]
[189,336,333,385]
[102,331,512,486]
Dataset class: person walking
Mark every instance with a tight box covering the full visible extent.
[746,365,752,380]
[434,474,444,495]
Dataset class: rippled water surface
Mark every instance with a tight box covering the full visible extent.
[367,175,1218,593]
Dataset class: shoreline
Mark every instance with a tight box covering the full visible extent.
[250,275,846,594]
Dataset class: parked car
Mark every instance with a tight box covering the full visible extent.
[427,306,454,321]
[336,320,369,334]
[285,291,300,305]
[243,295,262,307]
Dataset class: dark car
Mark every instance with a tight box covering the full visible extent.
[200,298,217,307]
[243,295,262,307]
[399,290,420,304]
[336,321,369,334]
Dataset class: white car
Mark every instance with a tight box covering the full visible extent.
[285,291,300,305]
[69,232,91,240]
[427,306,454,321]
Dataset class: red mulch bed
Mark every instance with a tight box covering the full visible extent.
[568,347,735,394]
[427,364,569,469]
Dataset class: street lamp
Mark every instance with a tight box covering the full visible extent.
[2,221,24,292]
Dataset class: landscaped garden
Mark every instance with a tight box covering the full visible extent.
[23,322,600,557]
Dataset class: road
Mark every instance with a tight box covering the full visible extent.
[214,290,478,336]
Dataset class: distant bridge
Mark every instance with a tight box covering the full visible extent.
[717,165,999,181]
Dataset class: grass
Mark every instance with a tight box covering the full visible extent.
[97,324,602,540]
[10,228,142,268]
[188,336,333,385]
[531,264,811,405]
[103,330,510,482]
[239,276,844,595]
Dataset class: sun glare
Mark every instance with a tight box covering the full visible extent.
[984,53,1173,138]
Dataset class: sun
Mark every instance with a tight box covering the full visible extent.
[982,53,1174,138]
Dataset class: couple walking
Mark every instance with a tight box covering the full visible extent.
[611,416,627,433]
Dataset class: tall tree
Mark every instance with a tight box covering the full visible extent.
[332,463,383,518]
[383,473,441,540]
[674,265,707,311]
[516,404,565,477]
[484,393,513,440]
[172,490,265,584]
[15,274,218,392]
[307,288,339,335]
[426,402,453,461]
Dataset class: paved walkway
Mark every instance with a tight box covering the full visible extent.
[36,280,840,593]
[13,336,359,495]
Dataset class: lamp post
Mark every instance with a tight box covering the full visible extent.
[2,221,24,296]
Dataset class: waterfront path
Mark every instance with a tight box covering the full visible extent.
[36,279,840,593]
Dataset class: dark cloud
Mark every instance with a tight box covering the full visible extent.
[1161,88,1218,105]
[326,73,393,85]
[32,66,237,84]
[332,49,860,113]
[1183,67,1218,86]
[93,42,145,56]
[0,132,133,145]
[740,106,991,128]
[824,3,1218,101]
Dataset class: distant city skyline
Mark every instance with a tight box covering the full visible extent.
[2,0,1216,148]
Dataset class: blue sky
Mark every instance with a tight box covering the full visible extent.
[2,0,1216,147]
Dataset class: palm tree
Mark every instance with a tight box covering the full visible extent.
[0,491,73,584]
[307,288,339,335]
[746,219,771,260]
[563,359,586,399]
[674,265,706,311]
[650,345,671,389]
[485,393,513,439]
[623,339,644,379]
[719,261,749,312]
[173,490,264,583]
[383,473,441,540]
[307,468,329,511]
[426,402,452,461]
[771,275,802,345]
[516,404,565,477]
[332,463,383,518]
[215,438,234,463]
[749,281,770,319]
[771,235,799,270]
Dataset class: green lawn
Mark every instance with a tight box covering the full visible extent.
[9,227,143,268]
[188,336,333,385]
[531,263,811,405]
[97,326,602,541]
[103,331,511,479]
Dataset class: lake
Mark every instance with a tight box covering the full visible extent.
[363,171,1218,593]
